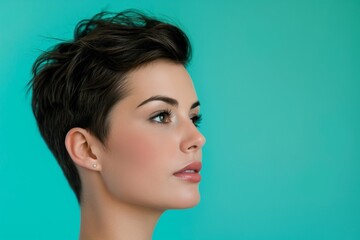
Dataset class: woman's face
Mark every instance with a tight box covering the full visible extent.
[98,59,206,210]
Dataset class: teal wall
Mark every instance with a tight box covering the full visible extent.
[1,0,359,239]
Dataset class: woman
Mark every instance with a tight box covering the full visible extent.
[29,10,205,239]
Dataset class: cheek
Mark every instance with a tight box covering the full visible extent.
[111,123,181,169]
[113,128,172,170]
[101,126,178,201]
[118,132,155,166]
[107,130,158,177]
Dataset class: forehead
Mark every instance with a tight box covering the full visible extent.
[125,59,197,100]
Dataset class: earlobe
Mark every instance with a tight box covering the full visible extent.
[65,128,102,171]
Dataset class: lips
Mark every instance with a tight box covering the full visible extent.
[173,162,202,183]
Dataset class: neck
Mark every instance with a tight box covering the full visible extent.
[78,172,164,240]
[79,197,163,240]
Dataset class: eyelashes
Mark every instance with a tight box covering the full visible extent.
[150,109,173,124]
[149,109,202,127]
[191,114,202,128]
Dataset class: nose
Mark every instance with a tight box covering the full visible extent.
[180,122,206,153]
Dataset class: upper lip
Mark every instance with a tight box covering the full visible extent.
[174,162,202,174]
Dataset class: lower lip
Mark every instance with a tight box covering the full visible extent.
[173,173,201,183]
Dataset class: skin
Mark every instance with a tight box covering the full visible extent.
[65,59,206,240]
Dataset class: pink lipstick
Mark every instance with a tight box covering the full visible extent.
[173,162,202,183]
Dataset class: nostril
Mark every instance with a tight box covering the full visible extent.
[188,144,198,150]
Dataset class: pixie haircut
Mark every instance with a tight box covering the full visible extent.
[28,10,191,203]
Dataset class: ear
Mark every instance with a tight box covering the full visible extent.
[65,128,102,171]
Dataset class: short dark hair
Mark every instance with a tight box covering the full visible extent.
[28,10,192,203]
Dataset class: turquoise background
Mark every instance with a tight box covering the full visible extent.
[1,0,359,239]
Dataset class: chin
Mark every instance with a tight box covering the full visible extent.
[168,188,201,209]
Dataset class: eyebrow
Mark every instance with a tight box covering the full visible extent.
[136,95,200,109]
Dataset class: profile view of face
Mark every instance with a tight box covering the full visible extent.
[97,59,206,210]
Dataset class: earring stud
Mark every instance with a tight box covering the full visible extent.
[92,163,97,168]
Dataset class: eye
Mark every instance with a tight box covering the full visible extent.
[150,110,173,124]
[191,114,202,128]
